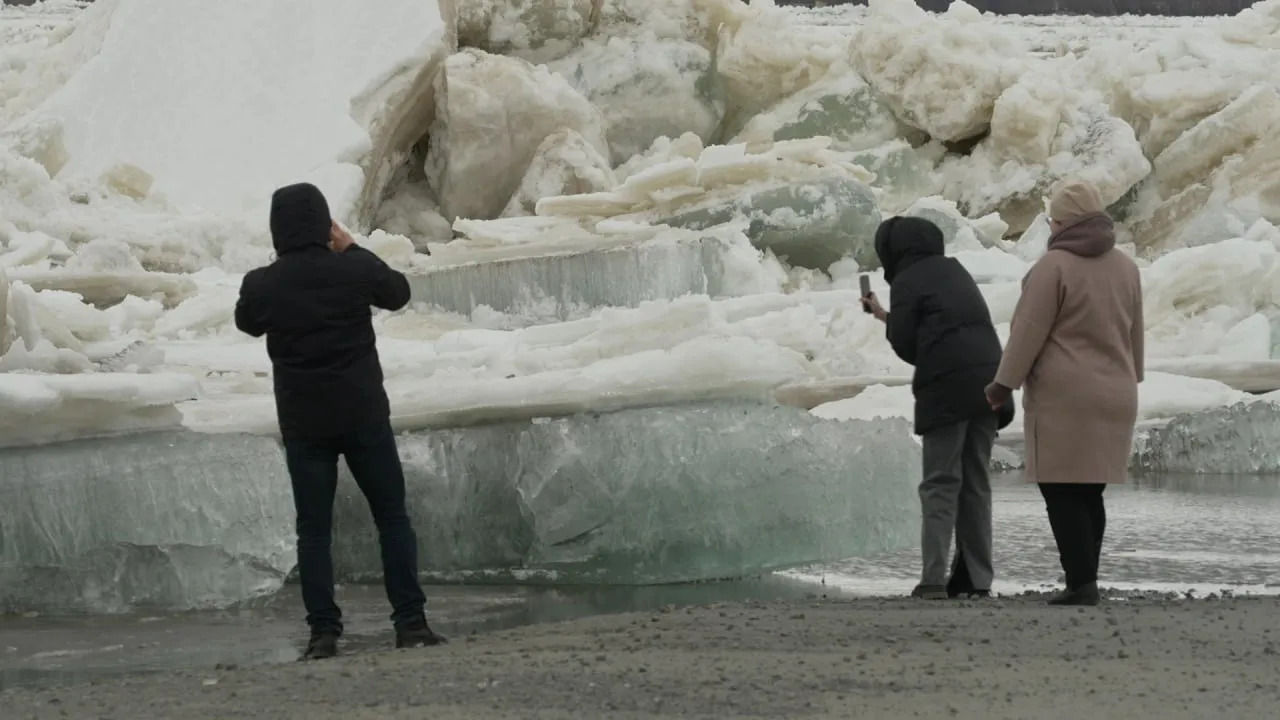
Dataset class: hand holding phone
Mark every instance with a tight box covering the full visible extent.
[859,274,872,314]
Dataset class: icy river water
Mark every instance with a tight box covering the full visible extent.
[3,471,1278,692]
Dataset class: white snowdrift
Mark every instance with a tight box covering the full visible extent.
[9,0,452,225]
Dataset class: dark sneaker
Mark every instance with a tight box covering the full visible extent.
[1047,582,1100,606]
[302,631,339,661]
[911,584,949,600]
[395,619,448,649]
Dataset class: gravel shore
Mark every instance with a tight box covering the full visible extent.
[5,592,1279,719]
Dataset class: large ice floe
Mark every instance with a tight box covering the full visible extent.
[3,0,1280,613]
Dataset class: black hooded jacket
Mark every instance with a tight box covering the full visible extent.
[874,216,1009,435]
[234,183,411,439]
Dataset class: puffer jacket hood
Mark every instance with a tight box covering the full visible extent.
[270,183,331,254]
[874,216,946,283]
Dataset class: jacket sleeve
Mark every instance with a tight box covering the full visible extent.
[885,283,919,367]
[1131,277,1145,383]
[993,259,1063,390]
[347,244,412,312]
[234,271,268,338]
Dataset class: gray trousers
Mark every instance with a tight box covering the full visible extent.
[918,414,997,589]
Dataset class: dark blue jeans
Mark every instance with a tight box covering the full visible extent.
[282,418,426,635]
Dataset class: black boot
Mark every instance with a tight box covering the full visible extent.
[395,618,448,649]
[911,584,949,600]
[1047,582,1100,606]
[302,631,339,660]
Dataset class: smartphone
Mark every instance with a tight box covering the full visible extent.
[859,274,872,313]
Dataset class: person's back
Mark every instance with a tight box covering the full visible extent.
[237,183,407,438]
[1020,243,1142,423]
[875,217,1005,435]
[994,199,1144,485]
[234,183,443,660]
[990,178,1144,607]
[868,216,1009,601]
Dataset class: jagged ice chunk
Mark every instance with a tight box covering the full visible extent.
[658,176,882,270]
[1135,400,1280,474]
[550,34,726,166]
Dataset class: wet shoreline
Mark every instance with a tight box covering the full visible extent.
[5,593,1280,719]
[0,575,841,692]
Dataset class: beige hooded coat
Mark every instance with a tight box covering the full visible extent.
[994,181,1144,485]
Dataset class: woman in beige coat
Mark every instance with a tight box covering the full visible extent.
[984,179,1144,607]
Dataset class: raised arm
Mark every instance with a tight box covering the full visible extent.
[993,260,1063,390]
[346,245,412,311]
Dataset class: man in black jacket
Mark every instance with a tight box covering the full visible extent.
[862,216,1013,600]
[235,182,443,659]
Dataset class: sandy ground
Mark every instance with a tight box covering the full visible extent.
[4,592,1279,719]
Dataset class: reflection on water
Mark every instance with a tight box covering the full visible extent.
[804,472,1280,593]
[0,574,835,692]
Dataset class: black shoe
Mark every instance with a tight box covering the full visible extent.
[302,631,339,661]
[947,585,990,599]
[1048,582,1100,606]
[395,619,448,649]
[911,584,949,600]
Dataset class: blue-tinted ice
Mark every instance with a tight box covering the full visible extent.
[0,401,921,614]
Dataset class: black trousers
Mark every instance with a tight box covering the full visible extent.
[1038,483,1106,591]
[282,418,426,635]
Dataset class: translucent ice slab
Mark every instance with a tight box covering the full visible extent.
[0,431,295,614]
[331,401,921,585]
[1135,400,1280,475]
[732,63,919,152]
[404,227,749,320]
[850,141,934,212]
[658,176,882,270]
[0,402,921,612]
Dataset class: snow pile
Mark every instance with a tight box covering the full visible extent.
[523,136,881,268]
[425,47,609,222]
[7,0,451,225]
[1102,0,1280,253]
[937,62,1152,234]
[849,0,1024,143]
[2,0,1279,459]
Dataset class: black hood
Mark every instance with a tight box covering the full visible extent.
[874,216,945,283]
[270,183,331,254]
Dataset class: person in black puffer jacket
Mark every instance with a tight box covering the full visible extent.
[235,183,444,659]
[862,216,1014,601]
